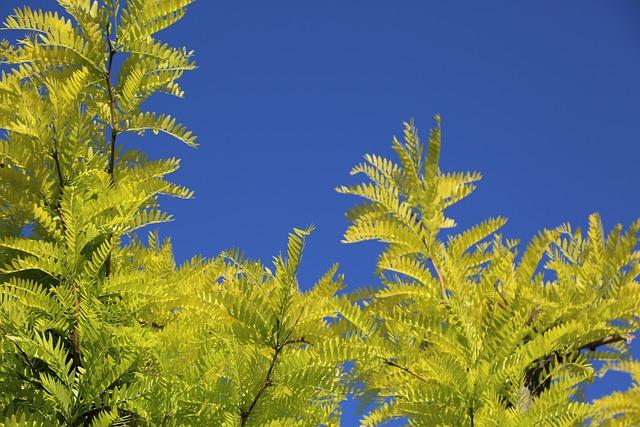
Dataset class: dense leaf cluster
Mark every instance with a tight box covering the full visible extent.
[0,1,638,426]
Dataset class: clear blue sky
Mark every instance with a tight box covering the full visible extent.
[2,1,639,424]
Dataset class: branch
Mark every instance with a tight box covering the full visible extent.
[579,333,631,352]
[104,23,118,280]
[385,360,430,383]
[525,309,542,327]
[240,312,302,426]
[55,206,68,232]
[70,279,81,369]
[160,411,170,427]
[525,333,632,398]
[105,23,118,180]
[495,283,509,309]
[51,123,67,232]
[51,129,65,190]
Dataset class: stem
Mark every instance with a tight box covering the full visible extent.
[160,412,170,427]
[105,24,118,179]
[240,313,302,426]
[525,309,541,327]
[495,284,509,309]
[70,280,81,369]
[418,220,448,300]
[51,127,81,369]
[385,360,430,383]
[429,255,447,300]
[104,22,118,279]
[51,130,65,189]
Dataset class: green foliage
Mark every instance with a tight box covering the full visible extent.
[0,1,361,425]
[591,361,640,426]
[0,0,199,424]
[338,119,640,426]
[0,1,638,426]
[144,227,360,426]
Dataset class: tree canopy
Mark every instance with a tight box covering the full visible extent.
[0,1,638,426]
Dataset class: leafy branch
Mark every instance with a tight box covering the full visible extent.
[240,311,303,427]
[50,124,82,370]
[526,333,632,398]
[0,327,43,390]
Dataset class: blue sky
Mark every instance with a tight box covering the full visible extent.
[2,0,640,424]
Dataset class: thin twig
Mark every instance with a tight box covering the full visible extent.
[105,23,118,179]
[428,255,447,300]
[160,411,170,427]
[418,220,448,300]
[385,360,430,383]
[495,283,509,308]
[51,125,65,190]
[104,22,118,279]
[55,206,67,231]
[283,337,311,346]
[240,312,303,426]
[70,279,81,369]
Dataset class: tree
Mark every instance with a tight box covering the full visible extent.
[0,1,357,425]
[0,1,638,427]
[337,119,640,426]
